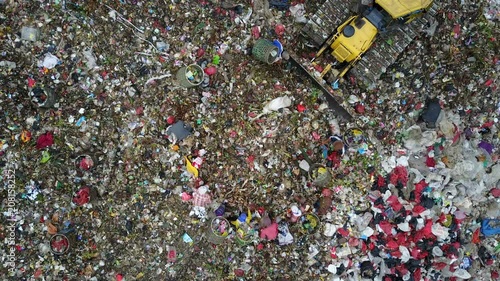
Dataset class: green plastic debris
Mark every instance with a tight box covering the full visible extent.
[41,150,51,163]
[212,55,220,65]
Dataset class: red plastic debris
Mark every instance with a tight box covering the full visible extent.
[313,64,323,72]
[204,66,217,76]
[251,26,260,39]
[196,48,205,58]
[36,131,54,150]
[28,77,36,88]
[482,121,494,128]
[167,248,177,262]
[274,24,285,36]
[51,236,69,252]
[297,104,306,113]
[34,268,43,278]
[234,269,245,277]
[355,103,365,114]
[349,76,356,85]
[433,262,447,270]
[426,156,436,168]
[491,188,500,198]
[330,247,337,259]
[311,131,321,141]
[377,175,386,188]
[166,116,176,125]
[246,155,255,169]
[386,240,399,250]
[361,241,367,252]
[453,24,461,38]
[472,228,481,244]
[348,237,359,247]
[260,222,278,240]
[73,186,90,206]
[79,157,94,171]
[389,166,409,186]
[378,221,393,235]
[135,106,144,115]
[337,228,349,237]
[322,188,333,197]
[181,192,192,201]
[386,195,403,212]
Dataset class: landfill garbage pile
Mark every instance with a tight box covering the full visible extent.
[0,0,499,280]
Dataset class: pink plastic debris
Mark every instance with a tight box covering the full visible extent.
[204,66,217,76]
[251,26,260,38]
[274,24,285,36]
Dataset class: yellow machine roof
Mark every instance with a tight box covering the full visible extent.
[331,17,379,62]
[376,0,433,19]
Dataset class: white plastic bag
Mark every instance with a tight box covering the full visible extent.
[83,49,98,69]
[41,53,59,69]
[251,96,293,120]
[452,268,471,279]
[262,96,292,114]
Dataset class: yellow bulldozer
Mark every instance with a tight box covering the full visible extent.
[312,0,434,84]
[293,0,437,89]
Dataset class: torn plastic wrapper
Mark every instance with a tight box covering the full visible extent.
[277,221,293,245]
[185,156,199,178]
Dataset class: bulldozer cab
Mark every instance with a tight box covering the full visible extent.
[375,0,433,23]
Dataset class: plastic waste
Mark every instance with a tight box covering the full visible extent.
[452,268,472,279]
[262,96,292,114]
[250,96,292,120]
[419,98,441,128]
[21,26,39,41]
[0,61,16,69]
[298,160,310,171]
[481,219,500,237]
[40,53,59,69]
[323,223,337,237]
[277,221,293,245]
[166,121,193,143]
[82,49,98,69]
[289,4,307,23]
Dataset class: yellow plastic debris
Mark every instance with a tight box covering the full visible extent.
[185,156,199,178]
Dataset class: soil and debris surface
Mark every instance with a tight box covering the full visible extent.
[0,0,499,280]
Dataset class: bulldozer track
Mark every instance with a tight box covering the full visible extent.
[300,0,440,87]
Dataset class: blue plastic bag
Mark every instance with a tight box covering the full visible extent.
[481,219,500,237]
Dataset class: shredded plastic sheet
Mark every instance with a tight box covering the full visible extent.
[483,0,500,21]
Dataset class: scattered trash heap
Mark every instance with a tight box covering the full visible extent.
[0,0,499,280]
